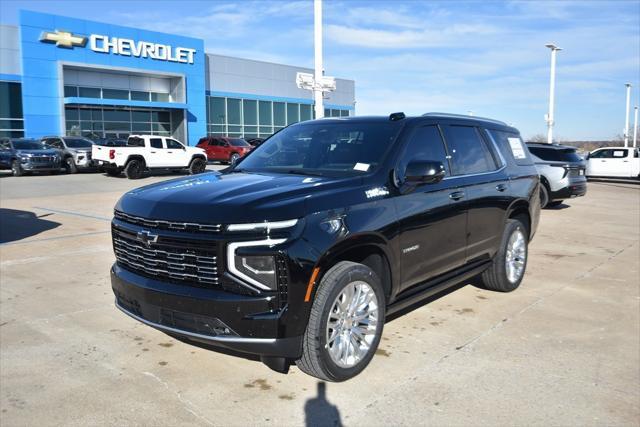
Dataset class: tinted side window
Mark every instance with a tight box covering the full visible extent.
[127,137,145,147]
[529,146,582,162]
[166,139,183,149]
[149,138,163,149]
[398,125,449,177]
[589,149,612,159]
[444,125,497,175]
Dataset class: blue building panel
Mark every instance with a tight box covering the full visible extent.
[19,10,206,145]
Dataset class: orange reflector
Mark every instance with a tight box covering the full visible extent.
[305,267,321,302]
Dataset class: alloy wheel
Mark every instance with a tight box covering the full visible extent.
[325,280,379,368]
[505,228,526,283]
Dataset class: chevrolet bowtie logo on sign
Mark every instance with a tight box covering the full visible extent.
[40,30,87,48]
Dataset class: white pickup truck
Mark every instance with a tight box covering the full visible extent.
[93,135,208,179]
[586,146,640,179]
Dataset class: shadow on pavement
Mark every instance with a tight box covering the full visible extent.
[304,382,343,427]
[0,208,61,244]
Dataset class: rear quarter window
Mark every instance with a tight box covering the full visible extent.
[487,129,534,166]
[528,146,582,162]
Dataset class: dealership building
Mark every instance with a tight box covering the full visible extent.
[0,10,355,145]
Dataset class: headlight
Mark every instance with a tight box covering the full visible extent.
[227,238,286,291]
[237,255,276,289]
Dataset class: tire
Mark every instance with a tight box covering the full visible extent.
[539,184,550,209]
[480,219,528,292]
[296,261,386,382]
[188,157,207,175]
[229,153,240,166]
[64,157,78,174]
[11,160,23,177]
[105,167,122,177]
[547,200,563,207]
[124,159,144,179]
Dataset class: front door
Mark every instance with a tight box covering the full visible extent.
[163,138,190,167]
[395,124,467,292]
[146,137,166,167]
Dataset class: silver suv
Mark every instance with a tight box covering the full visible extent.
[526,143,587,208]
[42,136,96,173]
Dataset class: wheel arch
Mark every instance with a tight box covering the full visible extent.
[506,199,532,238]
[312,235,395,304]
[125,154,146,166]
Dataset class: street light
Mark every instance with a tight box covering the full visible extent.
[545,43,562,144]
[633,106,638,148]
[624,83,632,147]
[296,0,335,119]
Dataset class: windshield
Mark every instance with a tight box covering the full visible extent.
[529,146,582,162]
[236,121,402,177]
[64,138,93,148]
[229,138,250,147]
[13,139,45,150]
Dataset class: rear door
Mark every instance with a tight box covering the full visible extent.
[145,137,166,167]
[395,124,467,291]
[441,124,510,264]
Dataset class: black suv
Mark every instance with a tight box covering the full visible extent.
[111,113,540,381]
[526,143,587,208]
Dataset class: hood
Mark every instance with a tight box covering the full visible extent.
[15,149,60,156]
[116,171,368,224]
[68,147,93,153]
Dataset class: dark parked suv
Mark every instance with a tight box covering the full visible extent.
[526,142,587,208]
[111,113,540,381]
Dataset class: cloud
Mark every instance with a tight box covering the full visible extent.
[325,23,499,49]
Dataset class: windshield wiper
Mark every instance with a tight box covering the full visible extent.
[284,169,325,177]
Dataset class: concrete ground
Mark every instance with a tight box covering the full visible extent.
[0,171,638,426]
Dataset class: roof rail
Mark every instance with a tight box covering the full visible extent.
[422,112,508,126]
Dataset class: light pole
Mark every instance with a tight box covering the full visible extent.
[545,43,562,144]
[313,0,324,119]
[624,83,632,147]
[296,0,335,117]
[633,106,638,148]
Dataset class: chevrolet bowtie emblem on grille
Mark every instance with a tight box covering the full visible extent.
[136,230,159,247]
[40,30,87,48]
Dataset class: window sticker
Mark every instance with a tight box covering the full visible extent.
[507,137,527,159]
[353,163,370,171]
[613,150,626,157]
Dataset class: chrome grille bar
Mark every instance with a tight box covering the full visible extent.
[114,210,222,233]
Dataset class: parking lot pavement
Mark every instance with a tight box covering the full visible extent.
[0,175,638,426]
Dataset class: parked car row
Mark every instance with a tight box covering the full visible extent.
[0,134,260,178]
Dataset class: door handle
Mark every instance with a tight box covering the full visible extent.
[496,184,508,192]
[449,191,465,200]
[150,151,157,153]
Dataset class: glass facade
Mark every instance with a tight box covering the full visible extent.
[64,106,175,139]
[206,96,351,138]
[0,82,24,138]
[64,85,171,103]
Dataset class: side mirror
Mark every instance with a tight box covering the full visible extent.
[585,153,590,159]
[405,160,446,185]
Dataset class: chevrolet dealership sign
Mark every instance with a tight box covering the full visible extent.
[40,30,196,64]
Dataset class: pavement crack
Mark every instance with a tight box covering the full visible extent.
[142,371,214,426]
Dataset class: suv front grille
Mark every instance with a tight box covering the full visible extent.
[114,210,222,233]
[112,225,218,286]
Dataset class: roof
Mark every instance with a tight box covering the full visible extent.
[306,113,515,130]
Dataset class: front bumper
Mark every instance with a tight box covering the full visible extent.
[111,263,302,358]
[21,161,61,171]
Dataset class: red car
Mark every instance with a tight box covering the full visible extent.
[196,136,253,165]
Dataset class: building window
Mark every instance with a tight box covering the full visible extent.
[64,106,174,139]
[0,82,24,137]
[205,95,351,139]
[64,85,171,103]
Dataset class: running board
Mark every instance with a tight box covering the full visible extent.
[387,260,491,317]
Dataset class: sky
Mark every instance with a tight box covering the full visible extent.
[1,0,639,141]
